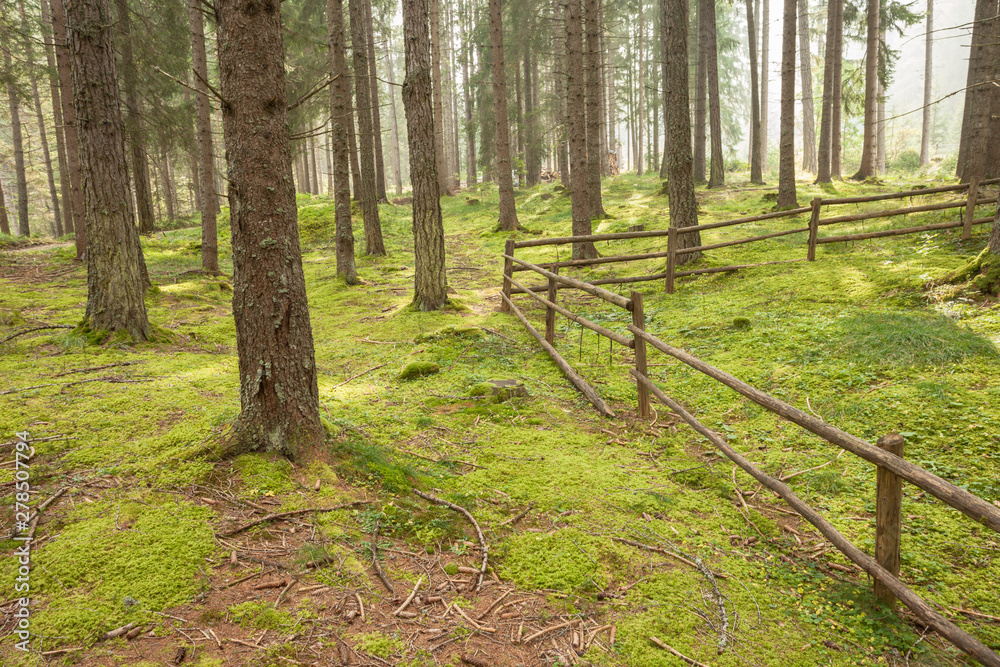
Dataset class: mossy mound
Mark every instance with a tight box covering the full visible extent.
[732,316,752,330]
[468,380,528,402]
[949,247,1000,295]
[398,361,440,380]
[413,325,485,343]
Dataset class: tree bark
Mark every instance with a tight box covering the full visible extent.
[183,77,202,215]
[115,0,155,235]
[957,0,999,182]
[830,0,843,179]
[216,0,325,462]
[350,0,386,255]
[328,0,357,284]
[853,0,879,180]
[489,0,518,230]
[524,51,539,187]
[663,0,702,261]
[347,75,362,200]
[704,0,724,188]
[429,0,448,194]
[363,0,387,202]
[557,59,570,187]
[41,0,72,236]
[693,0,707,183]
[797,0,816,173]
[816,0,836,183]
[0,174,10,235]
[636,0,645,176]
[20,0,62,236]
[747,0,763,184]
[777,0,798,208]
[759,0,769,172]
[189,0,219,272]
[382,31,404,195]
[584,0,605,218]
[461,0,476,187]
[402,0,448,310]
[3,8,30,237]
[51,0,87,257]
[160,145,175,223]
[919,0,933,166]
[68,0,150,341]
[566,0,598,258]
[515,64,525,187]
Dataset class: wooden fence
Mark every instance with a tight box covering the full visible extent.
[501,178,1000,297]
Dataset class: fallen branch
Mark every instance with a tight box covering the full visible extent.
[0,324,73,344]
[522,619,579,644]
[220,500,372,537]
[694,556,728,654]
[393,576,423,616]
[649,637,709,667]
[371,519,395,596]
[414,489,488,591]
[612,536,727,579]
[330,362,389,390]
[101,623,137,641]
[52,361,136,377]
[779,460,833,482]
[498,503,534,527]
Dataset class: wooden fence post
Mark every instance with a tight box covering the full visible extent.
[501,239,515,312]
[964,178,980,240]
[545,268,558,344]
[808,198,821,261]
[875,432,905,610]
[631,290,649,419]
[665,227,677,294]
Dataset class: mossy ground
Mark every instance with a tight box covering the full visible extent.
[1,177,998,666]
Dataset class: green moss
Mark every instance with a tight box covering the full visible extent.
[228,601,296,630]
[732,316,752,330]
[413,325,485,342]
[352,631,406,659]
[233,452,296,497]
[498,529,616,593]
[398,361,440,380]
[468,382,493,397]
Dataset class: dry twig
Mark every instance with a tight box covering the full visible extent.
[414,489,488,591]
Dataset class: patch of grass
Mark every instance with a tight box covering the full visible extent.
[833,312,998,367]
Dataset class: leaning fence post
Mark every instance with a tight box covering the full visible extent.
[631,290,649,419]
[501,239,515,312]
[964,178,980,240]
[874,432,905,610]
[545,268,558,344]
[808,198,822,261]
[665,227,677,294]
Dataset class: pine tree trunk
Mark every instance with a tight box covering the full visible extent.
[957,0,998,182]
[3,12,30,237]
[704,0,724,188]
[325,122,334,195]
[584,0,605,218]
[461,0,477,187]
[557,60,570,187]
[830,0,843,179]
[853,0,879,180]
[515,65,525,187]
[693,0,707,183]
[663,0,702,260]
[637,0,645,176]
[52,0,86,255]
[430,0,448,194]
[815,0,836,183]
[68,0,150,341]
[448,3,462,189]
[42,0,72,236]
[347,69,361,199]
[566,0,598,259]
[797,0,816,173]
[0,175,10,235]
[329,0,357,283]
[747,0,763,184]
[115,0,155,235]
[876,80,886,175]
[489,0,518,230]
[402,0,448,310]
[364,0,388,202]
[383,36,404,195]
[350,0,386,255]
[777,0,798,208]
[189,0,218,272]
[759,0,769,172]
[20,0,62,236]
[161,145,175,223]
[216,0,325,462]
[598,18,609,177]
[524,52,539,186]
[183,78,202,214]
[919,0,933,166]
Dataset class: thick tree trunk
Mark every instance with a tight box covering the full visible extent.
[747,0,763,184]
[853,0,879,180]
[816,0,836,183]
[383,38,404,195]
[42,0,72,236]
[557,62,570,187]
[693,0,707,183]
[183,80,202,214]
[704,0,724,188]
[347,80,362,200]
[3,16,30,237]
[488,0,518,230]
[350,0,386,255]
[566,0,598,258]
[161,146,175,223]
[216,0,325,462]
[958,0,999,182]
[636,0,645,176]
[364,0,388,202]
[51,0,87,257]
[797,0,816,174]
[663,0,701,260]
[524,53,539,187]
[402,0,448,310]
[189,0,219,272]
[68,0,150,341]
[20,0,62,236]
[430,0,448,194]
[759,0,769,172]
[515,65,525,187]
[329,0,357,283]
[830,0,843,179]
[584,0,605,218]
[777,0,798,208]
[919,0,933,166]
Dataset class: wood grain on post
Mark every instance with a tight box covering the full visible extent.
[631,291,649,419]
[545,268,558,345]
[808,198,821,261]
[500,239,515,312]
[665,227,677,294]
[964,178,980,240]
[875,433,904,610]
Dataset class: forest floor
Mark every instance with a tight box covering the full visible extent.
[1,174,999,667]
